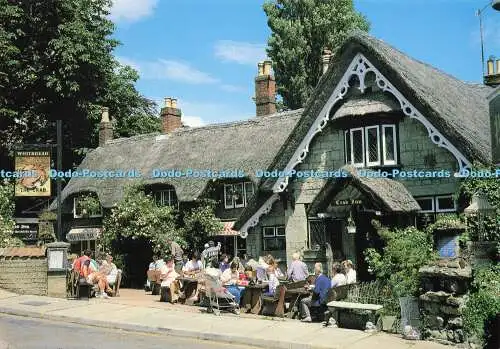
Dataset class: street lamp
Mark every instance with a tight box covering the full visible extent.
[476,1,500,77]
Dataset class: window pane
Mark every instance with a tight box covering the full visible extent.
[276,227,285,236]
[263,227,275,237]
[224,185,234,208]
[264,238,284,251]
[169,190,178,206]
[245,182,254,204]
[437,196,455,211]
[351,129,364,164]
[416,198,433,212]
[366,127,379,163]
[277,237,286,250]
[384,126,395,161]
[234,183,244,206]
[345,131,351,164]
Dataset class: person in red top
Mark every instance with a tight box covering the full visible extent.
[73,250,92,276]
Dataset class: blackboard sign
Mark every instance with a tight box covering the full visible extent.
[13,223,38,241]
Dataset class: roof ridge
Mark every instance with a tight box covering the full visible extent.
[102,109,303,146]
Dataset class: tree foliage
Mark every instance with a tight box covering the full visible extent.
[463,265,500,346]
[0,0,160,168]
[457,164,500,242]
[263,0,370,110]
[364,220,437,299]
[0,181,24,248]
[101,185,183,256]
[181,199,223,254]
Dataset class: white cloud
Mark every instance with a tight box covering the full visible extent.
[109,0,158,23]
[182,115,206,128]
[115,56,141,71]
[148,60,219,84]
[214,40,267,65]
[114,57,218,85]
[219,84,246,92]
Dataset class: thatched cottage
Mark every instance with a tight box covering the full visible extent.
[51,31,498,279]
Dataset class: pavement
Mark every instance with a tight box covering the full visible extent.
[0,288,454,349]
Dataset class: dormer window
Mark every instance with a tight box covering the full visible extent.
[154,189,177,207]
[224,182,254,209]
[345,124,398,167]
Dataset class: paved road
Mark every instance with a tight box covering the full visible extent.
[0,314,256,349]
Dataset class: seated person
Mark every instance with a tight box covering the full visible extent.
[300,263,330,322]
[82,259,110,299]
[221,262,242,304]
[99,254,119,287]
[287,252,309,282]
[342,260,357,284]
[205,259,222,279]
[72,249,92,276]
[219,254,230,273]
[263,263,280,297]
[182,252,203,276]
[231,256,245,273]
[182,254,189,267]
[331,262,347,288]
[159,255,179,303]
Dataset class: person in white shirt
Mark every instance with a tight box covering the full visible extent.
[182,252,203,276]
[331,262,347,288]
[159,256,179,303]
[342,260,357,284]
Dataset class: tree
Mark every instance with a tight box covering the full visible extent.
[0,0,160,169]
[181,199,223,253]
[0,181,24,248]
[263,0,370,110]
[101,185,183,257]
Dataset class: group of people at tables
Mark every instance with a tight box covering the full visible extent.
[71,249,120,298]
[147,247,357,321]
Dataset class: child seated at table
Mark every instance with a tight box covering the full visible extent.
[263,263,280,297]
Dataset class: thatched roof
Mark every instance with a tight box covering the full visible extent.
[262,31,493,190]
[50,110,302,208]
[308,165,421,215]
[332,91,400,119]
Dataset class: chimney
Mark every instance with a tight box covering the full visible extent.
[489,88,500,165]
[255,60,276,117]
[484,56,500,87]
[321,48,332,75]
[161,97,182,133]
[99,107,113,146]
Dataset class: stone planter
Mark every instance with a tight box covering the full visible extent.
[381,315,397,332]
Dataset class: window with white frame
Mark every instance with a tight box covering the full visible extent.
[262,226,286,251]
[345,124,398,167]
[154,189,177,207]
[73,196,103,219]
[224,182,254,209]
[416,195,456,213]
[415,195,456,229]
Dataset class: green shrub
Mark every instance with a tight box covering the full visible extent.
[464,265,500,347]
[364,220,437,300]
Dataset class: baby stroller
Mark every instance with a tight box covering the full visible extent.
[204,274,240,316]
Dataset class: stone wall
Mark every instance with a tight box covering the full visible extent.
[0,258,48,296]
[419,261,472,345]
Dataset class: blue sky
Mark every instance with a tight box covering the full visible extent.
[110,0,500,127]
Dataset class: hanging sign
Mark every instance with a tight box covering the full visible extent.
[334,199,362,206]
[14,151,51,196]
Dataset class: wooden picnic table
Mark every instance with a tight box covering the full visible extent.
[284,287,311,319]
[240,282,269,315]
[176,275,202,304]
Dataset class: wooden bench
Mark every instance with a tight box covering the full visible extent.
[159,280,180,303]
[261,285,286,317]
[326,301,383,329]
[108,270,122,297]
[66,269,92,299]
